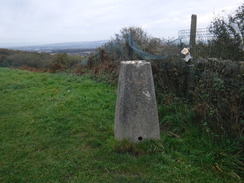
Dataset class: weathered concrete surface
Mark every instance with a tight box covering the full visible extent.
[114,61,160,143]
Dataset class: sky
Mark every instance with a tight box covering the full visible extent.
[0,0,242,47]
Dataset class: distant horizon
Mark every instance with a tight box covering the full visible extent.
[0,39,109,48]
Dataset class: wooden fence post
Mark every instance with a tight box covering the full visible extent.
[190,14,197,59]
[185,14,197,100]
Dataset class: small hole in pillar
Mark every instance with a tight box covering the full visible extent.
[138,137,143,141]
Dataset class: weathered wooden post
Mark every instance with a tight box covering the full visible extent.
[114,61,160,143]
[189,14,197,59]
[185,14,197,100]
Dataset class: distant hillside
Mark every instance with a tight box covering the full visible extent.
[9,40,108,51]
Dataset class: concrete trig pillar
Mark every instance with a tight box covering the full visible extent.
[114,60,160,143]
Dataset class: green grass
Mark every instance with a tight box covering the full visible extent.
[0,68,243,183]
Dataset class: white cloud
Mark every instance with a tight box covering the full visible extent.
[0,0,242,47]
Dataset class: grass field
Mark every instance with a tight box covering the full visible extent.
[0,68,242,183]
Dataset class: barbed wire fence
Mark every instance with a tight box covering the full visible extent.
[178,28,214,42]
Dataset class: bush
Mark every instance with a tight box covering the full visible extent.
[208,3,244,60]
[0,49,53,69]
[192,59,243,138]
[0,49,84,72]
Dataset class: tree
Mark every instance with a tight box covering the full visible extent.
[101,27,147,61]
[209,3,244,60]
[101,26,167,61]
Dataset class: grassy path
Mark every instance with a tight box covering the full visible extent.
[0,68,241,183]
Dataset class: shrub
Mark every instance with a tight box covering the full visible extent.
[208,3,244,60]
[0,49,53,69]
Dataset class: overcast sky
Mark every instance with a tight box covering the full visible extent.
[0,0,242,47]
